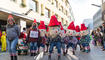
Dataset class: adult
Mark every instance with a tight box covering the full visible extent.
[26,19,40,56]
[6,15,20,60]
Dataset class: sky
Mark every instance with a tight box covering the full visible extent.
[69,0,101,25]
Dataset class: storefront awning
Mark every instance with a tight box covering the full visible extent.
[0,8,34,21]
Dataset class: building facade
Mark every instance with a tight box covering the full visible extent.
[0,0,74,31]
[83,19,93,30]
[93,9,103,30]
[102,0,105,21]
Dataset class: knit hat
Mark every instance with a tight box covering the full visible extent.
[7,14,15,23]
[38,21,46,29]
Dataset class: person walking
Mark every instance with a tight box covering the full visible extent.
[26,19,40,56]
[6,15,20,60]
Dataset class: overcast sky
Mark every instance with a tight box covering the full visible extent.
[69,0,101,25]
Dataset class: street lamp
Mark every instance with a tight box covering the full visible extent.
[91,4,101,7]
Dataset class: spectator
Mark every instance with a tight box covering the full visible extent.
[1,31,6,52]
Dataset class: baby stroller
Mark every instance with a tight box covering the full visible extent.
[17,32,29,55]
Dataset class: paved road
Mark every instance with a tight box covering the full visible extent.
[0,44,105,60]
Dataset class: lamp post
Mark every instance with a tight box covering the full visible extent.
[91,4,101,8]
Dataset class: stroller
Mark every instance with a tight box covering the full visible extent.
[17,32,29,55]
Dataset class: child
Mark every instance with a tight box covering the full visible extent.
[1,31,6,52]
[18,31,28,55]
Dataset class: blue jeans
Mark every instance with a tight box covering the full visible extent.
[61,43,65,50]
[38,43,45,48]
[7,37,18,54]
[104,41,105,49]
[67,43,75,49]
[49,42,61,54]
[30,42,37,51]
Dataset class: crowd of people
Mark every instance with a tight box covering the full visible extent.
[91,22,105,51]
[0,14,93,60]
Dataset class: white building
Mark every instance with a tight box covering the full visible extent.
[93,9,103,30]
[0,0,75,31]
[83,19,93,30]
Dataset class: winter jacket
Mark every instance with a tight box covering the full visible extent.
[6,24,20,40]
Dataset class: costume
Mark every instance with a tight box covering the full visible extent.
[80,24,91,53]
[17,31,28,55]
[1,31,6,52]
[75,25,81,50]
[38,21,46,53]
[59,22,66,55]
[65,21,78,55]
[26,19,40,56]
[48,15,61,59]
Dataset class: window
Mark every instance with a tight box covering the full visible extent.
[65,1,68,6]
[29,0,38,12]
[66,10,68,16]
[103,0,105,3]
[45,8,50,18]
[48,0,51,2]
[41,4,44,15]
[61,6,63,12]
[56,1,58,8]
[61,18,64,24]
[21,0,26,7]
[11,0,16,2]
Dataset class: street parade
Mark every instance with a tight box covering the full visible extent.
[1,14,93,60]
[0,0,105,60]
